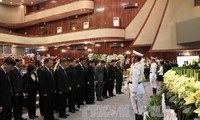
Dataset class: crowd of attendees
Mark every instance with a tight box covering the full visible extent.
[0,52,179,120]
[0,55,125,120]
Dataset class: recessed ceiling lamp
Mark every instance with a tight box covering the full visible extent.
[31,2,33,4]
[10,1,13,4]
[0,0,2,2]
[51,0,57,3]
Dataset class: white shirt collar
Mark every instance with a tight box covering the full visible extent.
[1,65,7,74]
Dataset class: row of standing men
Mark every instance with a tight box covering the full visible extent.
[0,57,124,120]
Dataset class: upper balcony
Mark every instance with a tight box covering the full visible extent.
[0,0,94,29]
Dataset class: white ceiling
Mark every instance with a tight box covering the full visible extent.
[0,0,48,6]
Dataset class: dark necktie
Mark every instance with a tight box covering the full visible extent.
[19,69,23,76]
[6,73,13,95]
[63,69,67,76]
[49,69,53,77]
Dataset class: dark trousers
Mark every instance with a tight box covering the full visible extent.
[27,91,37,118]
[68,88,77,110]
[0,109,12,120]
[76,87,81,108]
[102,81,109,97]
[58,93,67,116]
[39,93,44,116]
[35,60,40,67]
[108,79,115,96]
[96,82,104,99]
[116,78,123,93]
[42,94,55,120]
[85,84,94,103]
[78,86,85,104]
[13,94,24,120]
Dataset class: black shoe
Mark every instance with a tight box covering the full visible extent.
[80,102,84,105]
[74,108,79,111]
[59,115,68,118]
[20,117,27,120]
[69,110,75,113]
[120,92,124,94]
[54,118,59,120]
[116,92,121,94]
[112,94,116,96]
[77,105,80,108]
[97,98,103,101]
[30,116,38,119]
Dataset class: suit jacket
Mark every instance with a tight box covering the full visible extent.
[95,65,104,82]
[67,66,78,89]
[85,66,95,84]
[75,64,85,87]
[108,65,116,81]
[103,66,109,82]
[10,67,24,95]
[39,67,55,95]
[0,67,12,110]
[55,66,69,94]
[23,72,38,93]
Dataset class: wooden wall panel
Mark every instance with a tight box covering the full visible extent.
[195,0,200,6]
[16,0,146,35]
[26,0,77,14]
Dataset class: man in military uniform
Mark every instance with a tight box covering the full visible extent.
[149,57,157,94]
[129,50,145,120]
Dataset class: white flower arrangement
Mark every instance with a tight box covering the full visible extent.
[88,53,94,61]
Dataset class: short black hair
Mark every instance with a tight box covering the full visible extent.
[87,60,95,66]
[59,58,67,64]
[15,58,22,63]
[44,58,52,64]
[27,63,35,73]
[4,57,16,66]
[79,57,85,61]
[135,57,142,61]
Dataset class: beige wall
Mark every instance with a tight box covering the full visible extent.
[25,0,94,22]
[125,0,155,39]
[133,0,168,45]
[0,28,124,45]
[0,5,24,23]
[151,0,200,51]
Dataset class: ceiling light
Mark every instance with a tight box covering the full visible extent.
[126,51,130,54]
[62,49,66,52]
[0,0,2,2]
[51,0,56,3]
[31,2,33,4]
[88,48,92,52]
[10,1,13,4]
[95,44,101,47]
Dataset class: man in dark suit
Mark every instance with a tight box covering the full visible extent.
[75,57,86,107]
[108,60,116,97]
[67,58,79,113]
[39,58,58,120]
[55,58,70,118]
[10,58,27,120]
[0,57,16,120]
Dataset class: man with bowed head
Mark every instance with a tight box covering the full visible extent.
[129,50,145,120]
[0,57,16,120]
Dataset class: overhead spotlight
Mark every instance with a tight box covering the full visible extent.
[87,48,92,52]
[126,51,131,54]
[10,1,13,4]
[51,0,57,3]
[95,44,101,47]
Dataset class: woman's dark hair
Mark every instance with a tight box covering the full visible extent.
[87,60,95,66]
[27,63,35,73]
